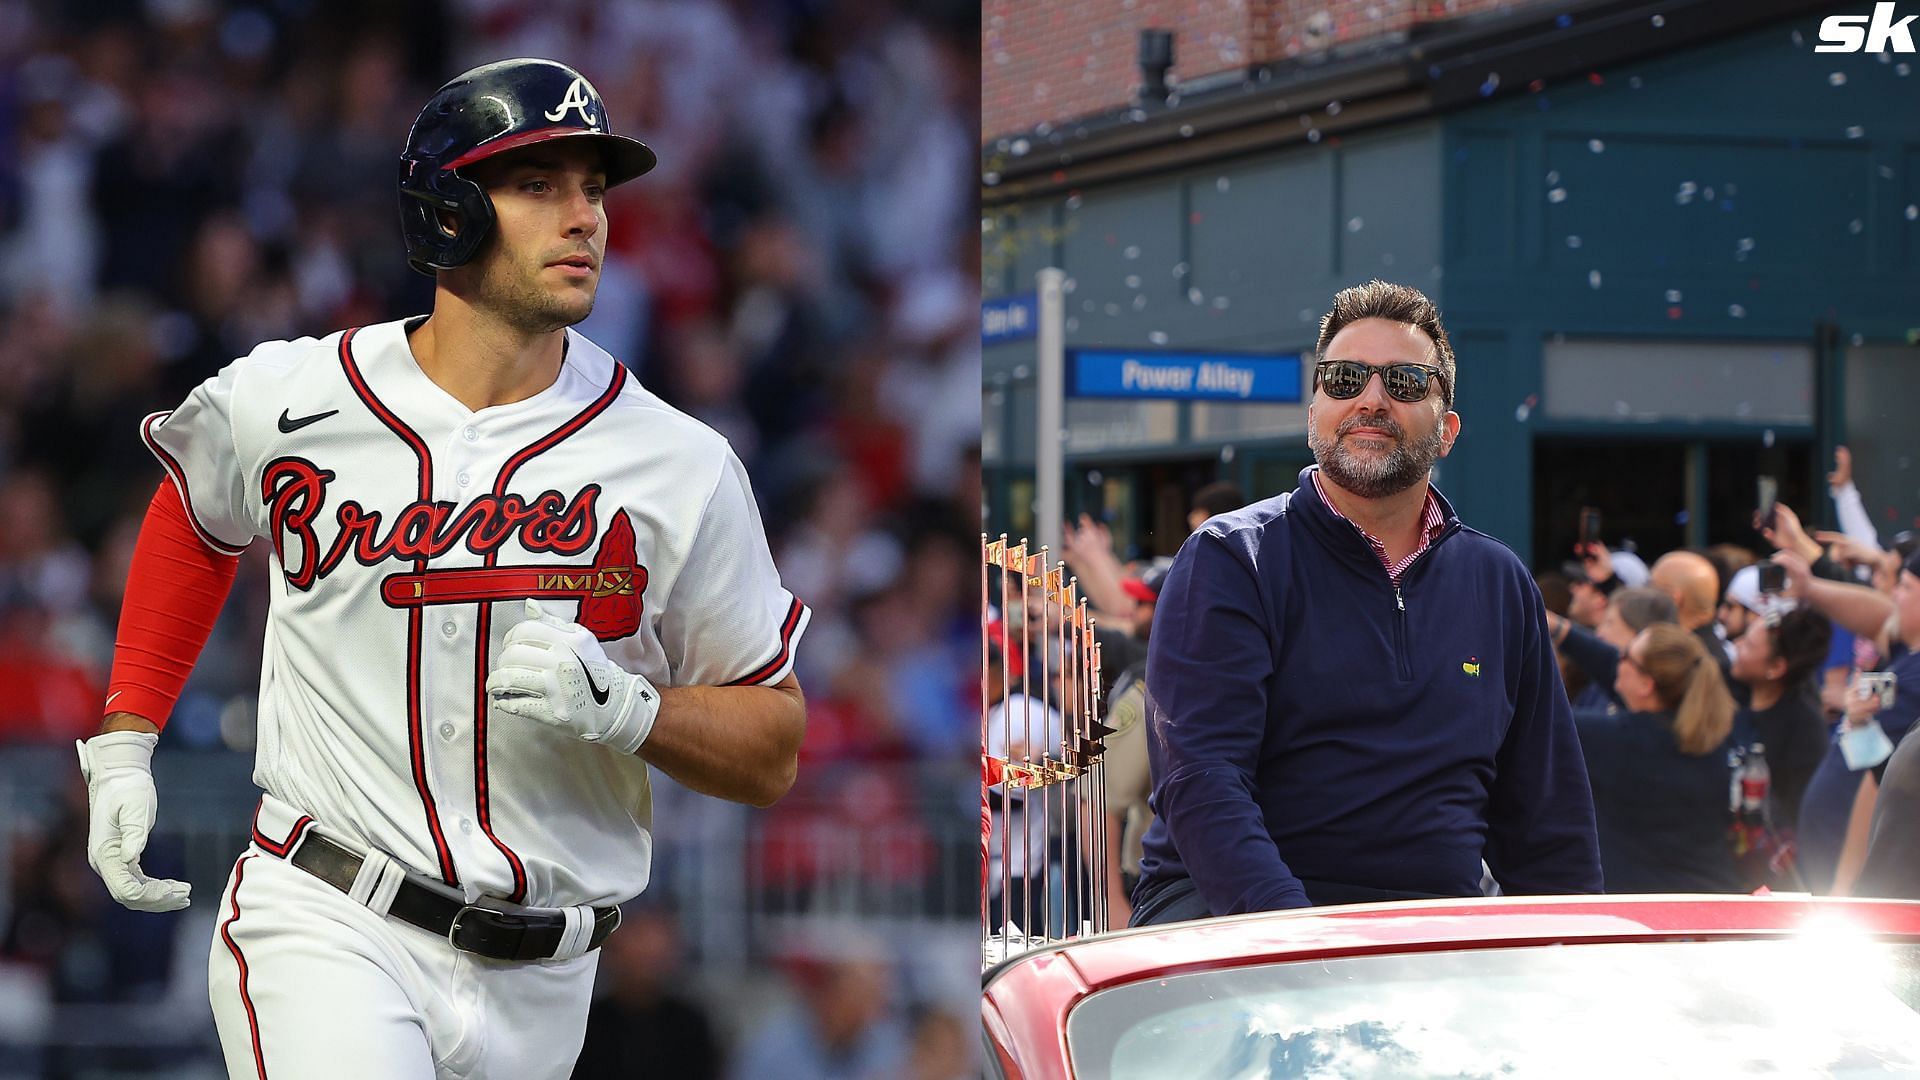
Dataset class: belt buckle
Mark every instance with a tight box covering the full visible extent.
[447,904,482,953]
[448,903,541,959]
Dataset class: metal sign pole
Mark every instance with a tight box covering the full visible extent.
[1036,267,1066,557]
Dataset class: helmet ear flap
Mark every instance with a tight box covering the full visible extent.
[398,164,496,276]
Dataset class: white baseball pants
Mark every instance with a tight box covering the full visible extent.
[207,849,598,1079]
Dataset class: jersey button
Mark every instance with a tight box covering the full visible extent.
[441,621,457,638]
[439,722,455,739]
[457,471,472,488]
[462,426,479,442]
[459,818,474,834]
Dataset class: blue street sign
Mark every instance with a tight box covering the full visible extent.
[982,293,1039,345]
[1068,349,1303,402]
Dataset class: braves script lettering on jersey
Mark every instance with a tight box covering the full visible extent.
[145,318,808,907]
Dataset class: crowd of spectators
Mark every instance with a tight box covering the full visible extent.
[1042,453,1918,934]
[1538,445,1918,903]
[0,0,979,1075]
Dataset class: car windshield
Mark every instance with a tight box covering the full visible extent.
[1066,938,1920,1078]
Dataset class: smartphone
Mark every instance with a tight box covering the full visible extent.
[1858,671,1899,710]
[1757,563,1786,594]
[1757,475,1778,531]
[1578,507,1602,547]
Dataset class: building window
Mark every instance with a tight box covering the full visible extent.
[1542,339,1813,425]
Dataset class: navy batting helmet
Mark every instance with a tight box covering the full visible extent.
[398,58,657,276]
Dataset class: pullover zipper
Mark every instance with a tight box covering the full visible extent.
[1382,520,1463,682]
[1392,584,1412,680]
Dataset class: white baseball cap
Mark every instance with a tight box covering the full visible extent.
[1726,563,1798,618]
[1725,565,1766,614]
[1609,550,1651,588]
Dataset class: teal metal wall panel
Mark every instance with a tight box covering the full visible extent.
[1905,144,1920,269]
[1441,10,1920,335]
[1449,131,1519,267]
[1058,181,1186,346]
[1441,327,1534,555]
[1338,131,1443,281]
[1439,9,1920,562]
[1540,136,1872,273]
[1188,155,1336,300]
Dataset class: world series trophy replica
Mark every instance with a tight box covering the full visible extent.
[981,535,1116,967]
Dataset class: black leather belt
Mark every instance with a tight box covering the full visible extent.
[288,831,620,962]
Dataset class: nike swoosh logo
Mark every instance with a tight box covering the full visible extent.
[105,691,123,709]
[278,408,339,433]
[576,652,611,706]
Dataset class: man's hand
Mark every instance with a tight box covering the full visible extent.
[486,600,661,754]
[1843,674,1886,728]
[1829,445,1853,492]
[1759,503,1822,562]
[1772,550,1814,600]
[1813,529,1881,568]
[76,731,191,912]
[1059,513,1113,566]
[1575,541,1615,585]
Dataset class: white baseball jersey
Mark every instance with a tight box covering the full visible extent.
[143,317,808,908]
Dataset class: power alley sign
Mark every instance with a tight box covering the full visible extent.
[1068,349,1303,403]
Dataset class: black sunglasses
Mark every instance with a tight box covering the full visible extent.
[1314,359,1450,405]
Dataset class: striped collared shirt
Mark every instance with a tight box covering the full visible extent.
[1311,470,1447,585]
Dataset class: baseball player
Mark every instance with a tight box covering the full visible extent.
[74,58,809,1079]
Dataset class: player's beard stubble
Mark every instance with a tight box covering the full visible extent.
[1307,405,1446,499]
[467,236,598,335]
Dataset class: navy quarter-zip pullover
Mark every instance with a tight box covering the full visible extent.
[1136,466,1603,915]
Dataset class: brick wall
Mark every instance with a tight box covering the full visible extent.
[984,0,1529,141]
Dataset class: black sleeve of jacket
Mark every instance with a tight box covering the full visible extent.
[1484,574,1606,895]
[1146,529,1311,914]
[1560,623,1624,709]
[1811,553,1853,583]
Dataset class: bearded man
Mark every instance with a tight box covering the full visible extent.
[1129,280,1602,925]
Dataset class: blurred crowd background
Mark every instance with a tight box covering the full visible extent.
[0,0,981,1076]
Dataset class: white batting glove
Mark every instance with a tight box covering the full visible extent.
[485,599,661,754]
[75,731,191,912]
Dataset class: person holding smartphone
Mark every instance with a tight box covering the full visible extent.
[1772,548,1920,892]
[1129,281,1601,925]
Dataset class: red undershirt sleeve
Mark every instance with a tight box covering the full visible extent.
[104,477,245,729]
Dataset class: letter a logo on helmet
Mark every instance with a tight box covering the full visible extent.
[397,58,656,276]
[543,78,598,126]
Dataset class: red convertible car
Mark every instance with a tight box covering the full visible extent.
[982,895,1920,1078]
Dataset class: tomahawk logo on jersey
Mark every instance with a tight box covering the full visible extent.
[142,317,808,907]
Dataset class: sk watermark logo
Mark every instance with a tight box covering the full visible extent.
[1462,656,1482,677]
[1817,2,1917,52]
